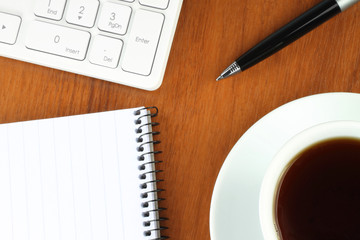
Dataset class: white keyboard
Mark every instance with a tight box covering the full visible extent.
[0,0,183,90]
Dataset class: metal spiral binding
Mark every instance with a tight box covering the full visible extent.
[134,107,169,240]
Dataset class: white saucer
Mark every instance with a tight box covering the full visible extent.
[210,92,360,240]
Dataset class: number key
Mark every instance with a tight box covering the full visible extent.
[25,21,91,60]
[98,3,131,35]
[66,0,99,28]
[34,0,67,20]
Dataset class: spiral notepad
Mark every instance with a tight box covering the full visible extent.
[0,107,167,240]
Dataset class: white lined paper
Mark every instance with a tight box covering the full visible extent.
[23,121,44,240]
[69,116,92,240]
[0,126,12,239]
[8,123,29,240]
[0,108,152,240]
[99,112,124,240]
[38,119,60,240]
[53,117,76,240]
[84,114,108,240]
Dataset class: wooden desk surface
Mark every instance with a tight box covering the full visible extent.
[1,0,360,239]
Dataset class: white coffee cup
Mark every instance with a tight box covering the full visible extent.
[258,121,360,240]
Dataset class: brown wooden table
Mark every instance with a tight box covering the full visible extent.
[1,0,360,239]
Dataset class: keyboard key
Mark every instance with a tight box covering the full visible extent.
[0,12,21,45]
[122,10,164,76]
[25,21,91,60]
[34,0,67,20]
[66,0,99,28]
[98,3,131,35]
[139,0,169,9]
[89,35,123,68]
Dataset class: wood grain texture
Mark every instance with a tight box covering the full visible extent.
[1,0,360,239]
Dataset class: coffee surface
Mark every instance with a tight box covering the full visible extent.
[276,138,360,240]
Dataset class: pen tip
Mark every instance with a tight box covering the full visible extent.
[217,62,242,81]
[216,76,223,81]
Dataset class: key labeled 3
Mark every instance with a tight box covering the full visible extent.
[66,0,100,28]
[98,3,131,35]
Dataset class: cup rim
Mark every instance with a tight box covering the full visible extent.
[258,120,360,240]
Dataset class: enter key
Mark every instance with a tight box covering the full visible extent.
[122,10,164,76]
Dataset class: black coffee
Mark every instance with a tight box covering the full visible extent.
[276,138,360,240]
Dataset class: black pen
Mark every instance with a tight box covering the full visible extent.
[217,0,359,81]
